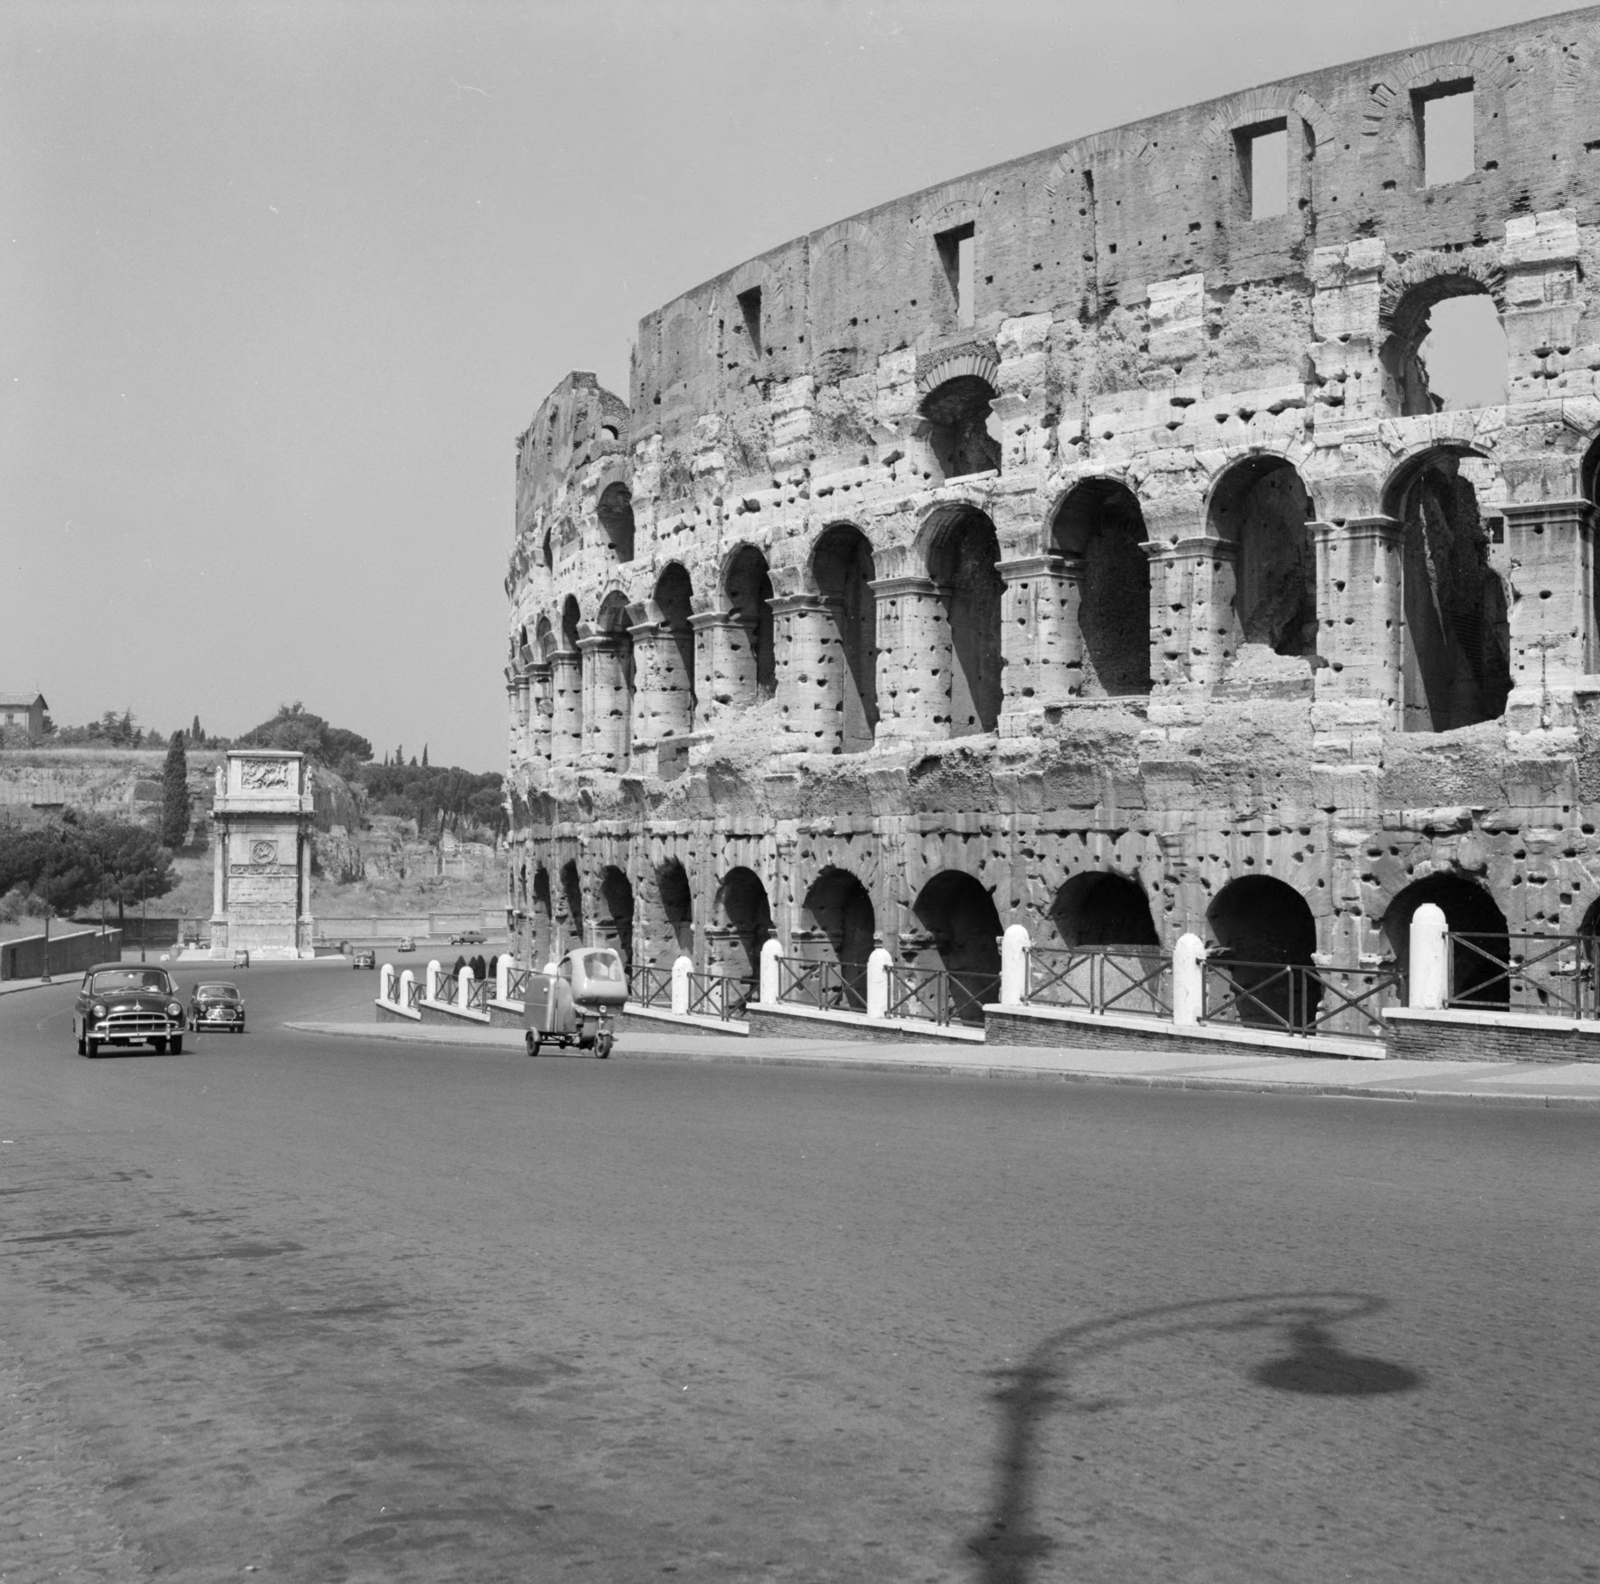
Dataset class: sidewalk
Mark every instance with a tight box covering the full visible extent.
[285,1019,1600,1109]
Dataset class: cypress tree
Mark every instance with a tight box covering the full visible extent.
[160,731,191,848]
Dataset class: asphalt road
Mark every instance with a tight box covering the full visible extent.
[3,962,1597,1584]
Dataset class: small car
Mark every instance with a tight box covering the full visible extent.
[523,946,625,1059]
[74,964,186,1057]
[397,937,416,953]
[451,929,487,945]
[188,981,246,1034]
[232,948,251,969]
[351,948,376,970]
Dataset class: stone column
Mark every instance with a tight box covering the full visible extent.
[1312,517,1404,739]
[1502,498,1597,729]
[997,554,1083,713]
[528,662,553,767]
[211,818,226,931]
[690,609,749,731]
[772,593,839,749]
[1149,537,1237,689]
[505,677,522,765]
[578,634,631,772]
[549,651,583,766]
[871,575,950,743]
[298,824,314,951]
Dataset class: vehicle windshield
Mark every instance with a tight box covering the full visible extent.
[579,951,623,981]
[196,984,240,1000]
[90,969,174,994]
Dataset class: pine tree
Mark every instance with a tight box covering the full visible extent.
[160,731,191,849]
[191,714,203,743]
[421,743,429,768]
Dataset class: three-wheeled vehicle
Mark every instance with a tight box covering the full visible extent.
[523,946,626,1059]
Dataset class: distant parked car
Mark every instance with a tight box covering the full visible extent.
[73,964,186,1057]
[188,981,246,1034]
[397,937,416,953]
[351,948,376,970]
[232,949,251,969]
[451,929,486,945]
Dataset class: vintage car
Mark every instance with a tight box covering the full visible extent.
[73,964,186,1057]
[188,981,246,1034]
[397,936,416,953]
[451,929,487,946]
[351,948,376,970]
[522,946,625,1059]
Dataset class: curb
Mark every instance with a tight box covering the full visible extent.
[283,1022,1600,1110]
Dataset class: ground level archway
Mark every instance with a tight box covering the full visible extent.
[910,870,1002,1025]
[1382,873,1509,1008]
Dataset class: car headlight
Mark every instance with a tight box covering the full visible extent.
[91,1002,107,1018]
[167,1002,183,1018]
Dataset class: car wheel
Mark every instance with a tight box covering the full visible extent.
[76,1033,85,1056]
[169,1036,183,1055]
[596,1032,613,1060]
[152,1038,168,1054]
[85,1038,99,1058]
[525,1030,540,1057]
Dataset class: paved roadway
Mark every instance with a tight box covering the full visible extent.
[3,962,1597,1583]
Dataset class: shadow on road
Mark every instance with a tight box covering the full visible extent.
[966,1290,1423,1583]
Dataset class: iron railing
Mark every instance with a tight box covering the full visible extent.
[685,971,752,1022]
[405,976,423,1011]
[434,972,458,1006]
[1025,945,1171,1017]
[1447,931,1600,1016]
[505,966,532,1005]
[466,975,490,1014]
[885,964,997,1028]
[1201,957,1405,1040]
[629,963,674,1009]
[777,957,866,1013]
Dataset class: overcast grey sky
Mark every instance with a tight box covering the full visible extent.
[2,0,1584,768]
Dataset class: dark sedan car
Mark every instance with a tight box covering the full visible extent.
[188,981,246,1034]
[73,964,186,1057]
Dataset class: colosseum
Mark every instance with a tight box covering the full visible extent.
[503,9,1600,1052]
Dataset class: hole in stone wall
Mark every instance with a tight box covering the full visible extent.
[725,545,776,701]
[1391,451,1511,733]
[655,858,694,958]
[1382,283,1506,415]
[1210,457,1317,661]
[737,285,763,357]
[919,376,1001,482]
[928,505,1005,735]
[1417,80,1474,186]
[936,222,976,328]
[911,871,1001,1025]
[1237,120,1289,219]
[597,483,636,563]
[653,564,697,735]
[1052,480,1153,695]
[1207,875,1321,1029]
[1383,874,1508,1008]
[713,867,772,987]
[800,868,876,1008]
[541,528,553,572]
[813,524,879,751]
[560,859,585,946]
[598,865,634,978]
[532,866,552,961]
[1048,872,1160,947]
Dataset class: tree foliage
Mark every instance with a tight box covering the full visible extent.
[239,702,373,773]
[161,731,191,848]
[355,762,508,840]
[0,813,178,920]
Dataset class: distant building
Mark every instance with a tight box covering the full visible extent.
[0,693,48,741]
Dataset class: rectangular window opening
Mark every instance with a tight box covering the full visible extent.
[1418,81,1475,186]
[936,222,975,327]
[737,286,762,357]
[1236,120,1288,219]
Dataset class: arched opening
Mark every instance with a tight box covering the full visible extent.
[724,545,776,701]
[1210,456,1317,662]
[911,870,1002,1025]
[800,867,876,1008]
[1048,872,1160,947]
[559,859,585,949]
[1390,451,1511,733]
[561,595,581,651]
[598,866,634,977]
[712,867,772,989]
[541,528,553,572]
[928,506,1004,735]
[919,376,1000,482]
[653,564,697,736]
[1381,281,1507,416]
[532,866,553,963]
[595,591,634,767]
[1206,875,1320,1029]
[1051,481,1152,695]
[597,482,635,563]
[655,858,694,959]
[560,594,584,754]
[1383,873,1509,1009]
[812,524,878,751]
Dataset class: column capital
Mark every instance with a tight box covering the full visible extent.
[1149,535,1238,564]
[997,552,1078,583]
[869,574,944,599]
[1311,515,1403,543]
[1498,497,1594,526]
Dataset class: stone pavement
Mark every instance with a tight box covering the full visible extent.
[286,1019,1600,1108]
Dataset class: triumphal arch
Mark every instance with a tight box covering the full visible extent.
[502,11,1600,1019]
[209,750,315,960]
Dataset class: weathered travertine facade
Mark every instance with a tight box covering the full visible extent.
[209,751,315,959]
[505,11,1600,1005]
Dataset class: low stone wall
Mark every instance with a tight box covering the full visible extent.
[613,1005,746,1038]
[1,927,122,980]
[1385,1009,1600,1063]
[746,1002,982,1045]
[985,1006,1381,1062]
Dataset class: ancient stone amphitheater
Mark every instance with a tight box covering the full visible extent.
[504,9,1600,1043]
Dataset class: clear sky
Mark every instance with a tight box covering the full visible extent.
[2,0,1584,768]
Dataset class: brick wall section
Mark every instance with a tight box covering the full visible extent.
[746,1005,978,1045]
[984,1008,1360,1063]
[1386,1017,1600,1063]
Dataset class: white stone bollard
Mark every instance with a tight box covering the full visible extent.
[426,959,442,1001]
[1172,933,1206,1026]
[865,947,893,1019]
[759,937,783,1005]
[497,956,512,1002]
[379,963,396,1002]
[458,965,474,1009]
[671,954,694,1015]
[1409,903,1449,1010]
[1000,923,1030,1006]
[399,968,415,1009]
